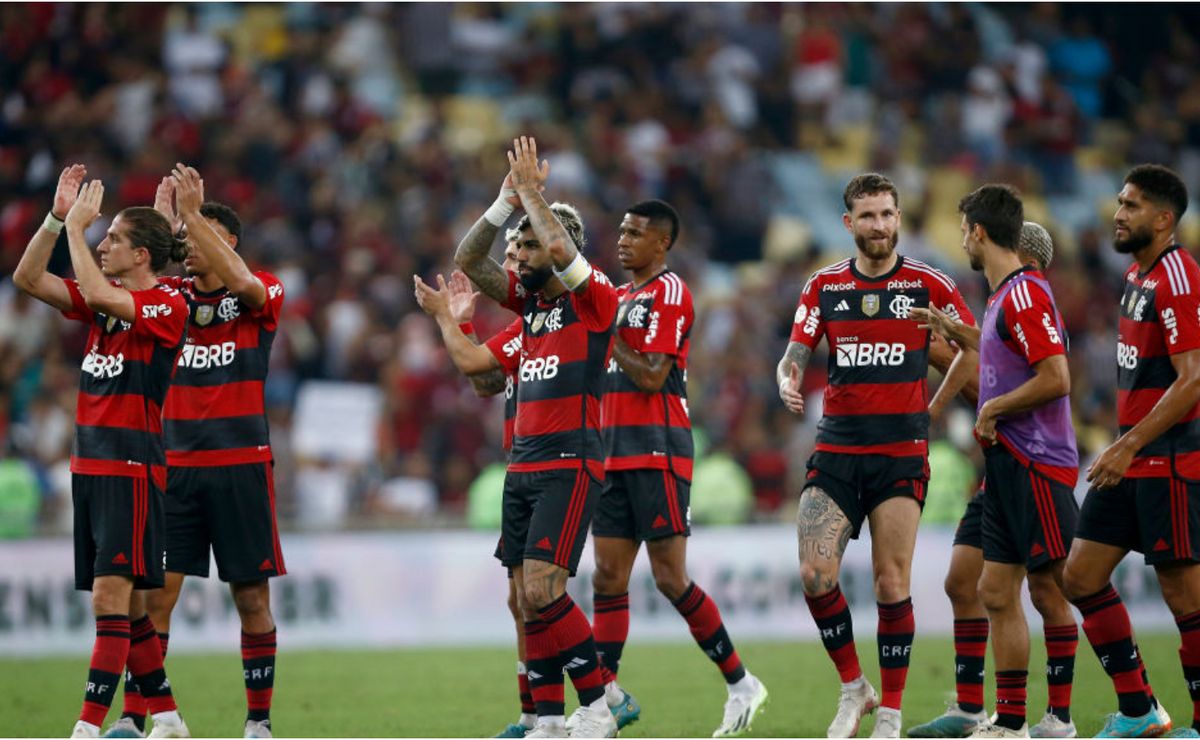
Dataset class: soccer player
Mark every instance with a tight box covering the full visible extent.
[446,135,619,738]
[13,165,190,739]
[1062,163,1200,739]
[112,165,286,739]
[777,173,977,739]
[909,222,1082,740]
[590,198,768,737]
[417,228,538,738]
[941,186,1077,739]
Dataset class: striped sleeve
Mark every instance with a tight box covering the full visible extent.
[1157,249,1200,355]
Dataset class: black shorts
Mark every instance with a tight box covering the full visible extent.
[1077,474,1200,565]
[165,463,286,582]
[495,467,599,575]
[73,473,165,591]
[803,452,928,539]
[980,446,1078,570]
[592,469,691,541]
[953,486,986,549]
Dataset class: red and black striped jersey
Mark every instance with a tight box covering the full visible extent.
[790,256,976,457]
[160,272,284,467]
[601,270,694,480]
[498,268,617,476]
[61,279,188,488]
[484,317,523,452]
[1116,246,1200,478]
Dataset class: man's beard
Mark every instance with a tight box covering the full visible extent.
[518,264,554,292]
[1114,225,1154,254]
[855,231,898,260]
[968,250,984,271]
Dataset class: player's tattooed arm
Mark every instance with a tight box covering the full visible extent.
[797,487,853,593]
[776,341,813,414]
[454,219,509,304]
[612,337,674,393]
[467,368,507,398]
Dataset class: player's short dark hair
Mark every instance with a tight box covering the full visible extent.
[958,184,1024,250]
[200,201,242,242]
[843,173,899,212]
[118,207,190,273]
[1125,164,1188,224]
[514,202,587,252]
[625,199,680,249]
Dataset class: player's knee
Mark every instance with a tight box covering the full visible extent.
[507,585,522,621]
[1028,572,1069,619]
[522,573,562,611]
[1155,568,1200,616]
[91,586,125,616]
[873,570,909,604]
[799,560,836,596]
[944,570,978,608]
[1059,560,1101,604]
[232,582,272,622]
[651,570,689,602]
[976,573,1013,613]
[592,558,629,595]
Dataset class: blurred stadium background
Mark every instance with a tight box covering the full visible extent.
[3,3,1200,736]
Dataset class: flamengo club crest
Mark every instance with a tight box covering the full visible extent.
[862,294,880,317]
[195,304,214,326]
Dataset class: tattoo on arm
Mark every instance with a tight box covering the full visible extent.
[797,487,852,593]
[519,190,577,269]
[467,369,507,397]
[777,342,813,387]
[454,218,509,303]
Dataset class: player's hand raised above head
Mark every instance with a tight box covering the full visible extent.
[53,164,87,221]
[507,136,550,192]
[154,176,180,232]
[171,163,205,216]
[65,179,103,231]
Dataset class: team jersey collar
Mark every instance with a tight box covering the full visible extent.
[190,282,230,300]
[993,265,1035,295]
[632,267,671,293]
[850,254,904,283]
[1137,243,1181,279]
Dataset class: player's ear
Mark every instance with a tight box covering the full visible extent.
[842,212,853,234]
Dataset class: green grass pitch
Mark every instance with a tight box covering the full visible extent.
[3,633,1192,737]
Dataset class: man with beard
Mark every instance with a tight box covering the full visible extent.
[776,173,977,738]
[1061,164,1200,739]
[443,136,619,738]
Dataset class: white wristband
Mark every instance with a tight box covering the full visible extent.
[42,211,64,234]
[554,251,592,291]
[483,193,516,227]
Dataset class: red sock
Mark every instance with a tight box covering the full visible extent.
[121,631,167,722]
[1044,623,1078,721]
[242,629,276,723]
[1177,610,1200,730]
[673,583,746,683]
[80,615,130,727]
[524,620,564,718]
[127,616,176,715]
[540,595,606,706]
[805,586,861,683]
[593,592,629,681]
[877,599,915,711]
[995,670,1028,729]
[953,618,988,713]
[1073,584,1150,717]
[517,666,535,715]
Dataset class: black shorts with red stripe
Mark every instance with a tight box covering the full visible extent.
[593,469,691,542]
[1077,472,1200,565]
[981,445,1078,570]
[496,467,599,575]
[165,462,286,582]
[953,485,985,549]
[803,451,928,539]
[73,473,165,591]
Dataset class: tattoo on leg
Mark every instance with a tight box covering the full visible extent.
[798,487,853,593]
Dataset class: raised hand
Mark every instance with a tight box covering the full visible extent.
[65,180,104,232]
[154,176,179,231]
[506,136,551,192]
[779,361,806,415]
[413,274,452,318]
[446,270,480,324]
[53,165,87,220]
[171,163,204,216]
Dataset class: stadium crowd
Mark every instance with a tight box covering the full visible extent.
[2,3,1199,535]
